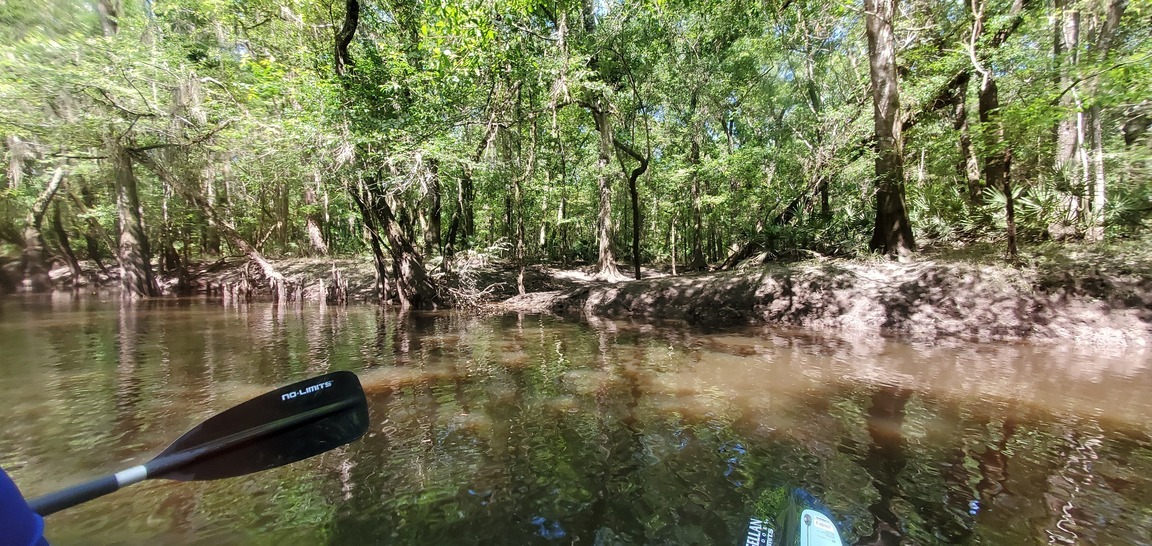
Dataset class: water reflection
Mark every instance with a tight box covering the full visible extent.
[0,298,1150,544]
[858,386,911,546]
[113,302,144,459]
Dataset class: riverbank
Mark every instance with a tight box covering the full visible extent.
[21,241,1152,346]
[499,244,1152,346]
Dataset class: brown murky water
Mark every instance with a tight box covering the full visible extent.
[1,294,1150,544]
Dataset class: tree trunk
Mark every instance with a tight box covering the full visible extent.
[444,175,458,251]
[330,0,436,309]
[21,165,68,292]
[158,169,176,278]
[591,102,620,280]
[1055,0,1085,224]
[865,0,916,257]
[378,193,442,310]
[514,116,538,295]
[1086,103,1106,241]
[277,182,291,251]
[96,0,120,37]
[113,145,159,299]
[425,158,441,256]
[514,171,526,296]
[972,0,1021,259]
[688,92,707,270]
[979,76,1018,258]
[819,177,830,218]
[76,182,112,275]
[503,184,513,241]
[689,138,706,269]
[446,123,494,255]
[951,72,983,205]
[626,152,644,280]
[6,135,31,189]
[557,192,568,265]
[445,167,473,254]
[614,136,648,280]
[304,173,329,255]
[1084,0,1128,241]
[557,138,570,265]
[202,161,223,255]
[52,203,84,286]
[347,163,443,310]
[350,186,392,303]
[334,0,359,77]
[798,36,832,220]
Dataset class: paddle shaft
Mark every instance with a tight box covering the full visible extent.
[28,399,355,516]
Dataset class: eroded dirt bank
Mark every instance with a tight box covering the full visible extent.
[499,259,1152,346]
[25,248,1152,346]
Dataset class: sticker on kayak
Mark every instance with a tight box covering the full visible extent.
[799,509,843,546]
[744,518,774,546]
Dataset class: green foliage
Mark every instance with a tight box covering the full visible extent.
[1,0,1150,281]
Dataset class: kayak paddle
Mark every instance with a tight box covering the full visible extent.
[28,370,370,516]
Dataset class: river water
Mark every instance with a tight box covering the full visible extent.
[1,294,1150,545]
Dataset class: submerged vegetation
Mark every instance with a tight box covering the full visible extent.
[1,0,1150,311]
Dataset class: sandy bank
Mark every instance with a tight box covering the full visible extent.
[499,259,1152,346]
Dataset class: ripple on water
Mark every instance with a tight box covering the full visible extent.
[3,302,1152,544]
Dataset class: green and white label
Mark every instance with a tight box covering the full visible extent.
[799,510,843,546]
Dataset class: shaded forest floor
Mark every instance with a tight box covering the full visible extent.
[26,238,1152,346]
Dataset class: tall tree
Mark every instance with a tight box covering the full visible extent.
[687,91,708,270]
[329,0,446,309]
[970,0,1029,259]
[1054,0,1086,226]
[574,0,625,280]
[20,165,68,292]
[589,100,621,279]
[303,173,329,256]
[865,0,916,257]
[1083,0,1129,240]
[112,141,159,299]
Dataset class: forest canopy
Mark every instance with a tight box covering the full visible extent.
[1,0,1150,307]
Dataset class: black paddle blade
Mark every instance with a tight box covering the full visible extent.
[150,370,369,481]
